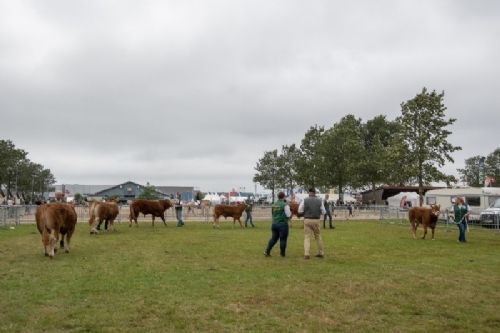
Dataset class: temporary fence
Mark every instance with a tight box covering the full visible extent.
[2,204,499,232]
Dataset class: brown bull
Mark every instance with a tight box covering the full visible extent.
[213,202,247,228]
[35,202,77,258]
[88,201,120,234]
[408,204,441,240]
[129,199,173,227]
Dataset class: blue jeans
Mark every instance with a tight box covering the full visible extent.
[245,211,254,227]
[457,222,466,242]
[175,209,184,226]
[265,223,289,256]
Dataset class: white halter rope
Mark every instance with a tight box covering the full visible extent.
[448,214,469,232]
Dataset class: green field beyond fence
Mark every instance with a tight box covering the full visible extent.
[1,220,499,333]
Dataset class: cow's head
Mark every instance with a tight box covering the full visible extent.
[430,204,441,216]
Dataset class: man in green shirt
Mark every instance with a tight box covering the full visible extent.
[264,192,291,257]
[245,197,254,227]
[323,194,334,229]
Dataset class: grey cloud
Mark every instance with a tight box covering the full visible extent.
[1,0,499,191]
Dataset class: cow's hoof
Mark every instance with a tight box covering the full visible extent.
[44,253,49,257]
[65,249,69,253]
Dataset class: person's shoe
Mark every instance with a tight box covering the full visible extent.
[280,253,285,257]
[264,252,271,257]
[304,255,310,260]
[330,226,335,229]
[315,254,324,258]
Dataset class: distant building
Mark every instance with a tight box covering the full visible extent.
[361,185,443,205]
[55,181,195,203]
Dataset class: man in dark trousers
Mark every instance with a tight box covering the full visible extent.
[323,194,334,229]
[264,192,291,257]
[174,193,185,227]
[245,197,255,227]
[299,188,326,259]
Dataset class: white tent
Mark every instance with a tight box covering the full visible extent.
[387,192,420,208]
[203,194,221,205]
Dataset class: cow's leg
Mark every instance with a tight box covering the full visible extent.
[47,229,58,258]
[161,214,167,226]
[151,216,155,227]
[59,234,65,250]
[422,225,427,239]
[104,219,109,231]
[410,220,417,239]
[90,218,100,234]
[431,226,435,240]
[64,233,71,252]
[42,230,50,256]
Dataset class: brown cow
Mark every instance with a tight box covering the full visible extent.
[129,199,173,227]
[213,202,247,228]
[35,202,77,258]
[288,201,304,218]
[287,200,303,228]
[408,204,441,240]
[88,201,120,234]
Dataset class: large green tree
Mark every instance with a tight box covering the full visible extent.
[457,155,483,187]
[485,148,500,187]
[359,115,402,201]
[458,148,500,187]
[318,115,364,199]
[398,88,461,205]
[253,150,280,203]
[137,182,159,200]
[276,144,299,195]
[295,125,324,189]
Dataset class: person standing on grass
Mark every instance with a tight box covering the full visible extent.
[323,194,334,229]
[450,196,470,243]
[245,197,255,228]
[264,191,291,257]
[299,188,326,259]
[174,193,185,227]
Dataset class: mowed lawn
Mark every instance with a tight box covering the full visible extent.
[1,219,499,333]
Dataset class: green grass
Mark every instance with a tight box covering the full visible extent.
[1,220,499,333]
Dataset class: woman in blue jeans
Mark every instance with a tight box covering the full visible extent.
[264,192,291,257]
[452,196,469,243]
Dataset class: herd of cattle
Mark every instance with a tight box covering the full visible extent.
[34,199,441,259]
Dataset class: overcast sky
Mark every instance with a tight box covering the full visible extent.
[1,0,499,192]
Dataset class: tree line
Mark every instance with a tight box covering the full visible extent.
[254,88,462,205]
[0,139,56,203]
[457,148,500,187]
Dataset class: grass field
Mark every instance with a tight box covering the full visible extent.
[1,219,499,333]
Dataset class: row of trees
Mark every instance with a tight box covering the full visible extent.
[458,148,500,187]
[0,139,56,203]
[254,88,461,205]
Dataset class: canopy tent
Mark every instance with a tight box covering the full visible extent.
[386,192,420,208]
